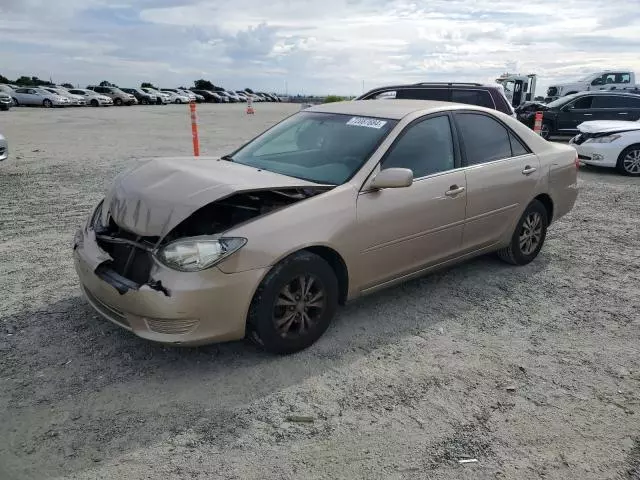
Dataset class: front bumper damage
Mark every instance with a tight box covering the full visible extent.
[73,226,266,346]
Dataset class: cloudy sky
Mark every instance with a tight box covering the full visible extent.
[1,0,639,96]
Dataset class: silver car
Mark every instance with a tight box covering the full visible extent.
[0,133,8,162]
[11,87,70,108]
[68,89,114,107]
[44,87,86,106]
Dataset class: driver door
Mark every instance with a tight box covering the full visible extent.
[355,114,467,291]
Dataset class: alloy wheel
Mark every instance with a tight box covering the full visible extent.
[623,149,640,175]
[519,212,543,255]
[273,274,325,338]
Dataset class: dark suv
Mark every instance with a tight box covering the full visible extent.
[519,91,640,139]
[121,88,154,105]
[356,82,515,117]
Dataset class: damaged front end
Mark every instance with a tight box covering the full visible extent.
[89,187,329,295]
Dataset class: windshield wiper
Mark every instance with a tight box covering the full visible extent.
[220,154,234,162]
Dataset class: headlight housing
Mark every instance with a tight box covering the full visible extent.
[157,236,247,272]
[585,134,621,144]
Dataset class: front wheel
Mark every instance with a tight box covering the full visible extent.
[617,144,640,176]
[43,99,53,108]
[175,99,182,104]
[540,123,551,140]
[12,98,19,106]
[114,98,123,106]
[497,200,548,266]
[248,251,338,354]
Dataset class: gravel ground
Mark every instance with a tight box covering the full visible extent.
[0,104,639,480]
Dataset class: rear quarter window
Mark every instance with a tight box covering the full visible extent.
[451,89,495,109]
[395,88,449,101]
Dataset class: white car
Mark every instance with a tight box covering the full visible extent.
[571,120,640,176]
[0,133,7,162]
[161,90,190,104]
[44,87,86,106]
[11,87,70,108]
[142,88,170,104]
[176,89,197,102]
[68,89,113,107]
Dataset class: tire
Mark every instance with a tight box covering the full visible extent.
[540,123,552,140]
[43,99,52,108]
[90,99,99,107]
[616,144,640,176]
[114,98,123,106]
[175,99,182,104]
[248,251,339,354]
[141,98,149,105]
[497,199,549,266]
[12,98,18,106]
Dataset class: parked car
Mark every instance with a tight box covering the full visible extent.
[190,89,222,103]
[121,88,155,105]
[11,87,70,108]
[0,84,14,95]
[140,88,168,105]
[68,89,113,107]
[520,91,640,139]
[162,89,196,103]
[0,92,12,111]
[356,82,516,117]
[73,100,578,354]
[87,86,137,106]
[174,89,198,102]
[570,120,640,176]
[546,70,639,101]
[44,87,86,106]
[216,91,236,103]
[161,90,190,104]
[186,90,205,103]
[0,133,7,161]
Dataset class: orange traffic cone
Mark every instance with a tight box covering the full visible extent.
[246,98,255,115]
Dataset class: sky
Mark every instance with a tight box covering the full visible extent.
[1,0,640,96]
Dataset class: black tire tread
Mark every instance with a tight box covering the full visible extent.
[497,199,548,266]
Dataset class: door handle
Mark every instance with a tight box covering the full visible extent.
[583,113,593,116]
[619,112,629,115]
[445,185,465,196]
[522,166,537,175]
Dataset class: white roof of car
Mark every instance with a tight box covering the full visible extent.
[578,120,640,134]
[307,99,479,120]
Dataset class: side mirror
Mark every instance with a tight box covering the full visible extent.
[370,168,413,189]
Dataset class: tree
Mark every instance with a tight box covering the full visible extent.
[141,82,158,89]
[61,83,74,89]
[194,79,215,90]
[0,74,11,84]
[99,80,116,87]
[245,88,254,94]
[324,95,344,103]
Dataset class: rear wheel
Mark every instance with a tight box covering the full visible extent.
[12,98,19,106]
[497,200,548,266]
[114,98,123,106]
[175,99,182,104]
[248,251,338,354]
[141,98,149,105]
[540,123,551,140]
[616,144,640,176]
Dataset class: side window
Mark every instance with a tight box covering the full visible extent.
[509,132,529,157]
[627,97,640,108]
[604,74,616,84]
[382,115,455,178]
[395,88,449,101]
[455,113,512,166]
[451,89,494,109]
[571,96,593,109]
[592,96,624,108]
[618,73,631,84]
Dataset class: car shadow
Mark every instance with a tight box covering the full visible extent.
[0,252,551,479]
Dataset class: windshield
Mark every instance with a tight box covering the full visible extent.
[229,111,397,185]
[545,93,581,108]
[577,73,597,82]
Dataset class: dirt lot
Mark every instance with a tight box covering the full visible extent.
[0,103,639,480]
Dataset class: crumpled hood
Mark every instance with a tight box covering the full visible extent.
[101,157,319,238]
[577,120,640,134]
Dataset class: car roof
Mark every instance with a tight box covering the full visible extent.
[306,99,469,120]
[573,90,640,97]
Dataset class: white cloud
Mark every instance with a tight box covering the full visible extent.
[1,0,640,95]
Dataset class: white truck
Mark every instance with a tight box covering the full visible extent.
[546,70,640,101]
[495,73,538,108]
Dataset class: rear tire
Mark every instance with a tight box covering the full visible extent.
[497,200,548,266]
[12,98,18,106]
[114,98,123,106]
[175,99,182,104]
[616,144,640,176]
[540,123,551,140]
[248,251,338,354]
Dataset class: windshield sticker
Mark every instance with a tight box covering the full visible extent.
[346,117,387,129]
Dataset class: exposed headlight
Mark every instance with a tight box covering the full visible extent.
[585,134,621,144]
[157,237,247,272]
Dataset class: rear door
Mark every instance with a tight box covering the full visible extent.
[558,95,594,132]
[590,95,625,121]
[604,95,640,121]
[356,114,467,289]
[452,112,541,251]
